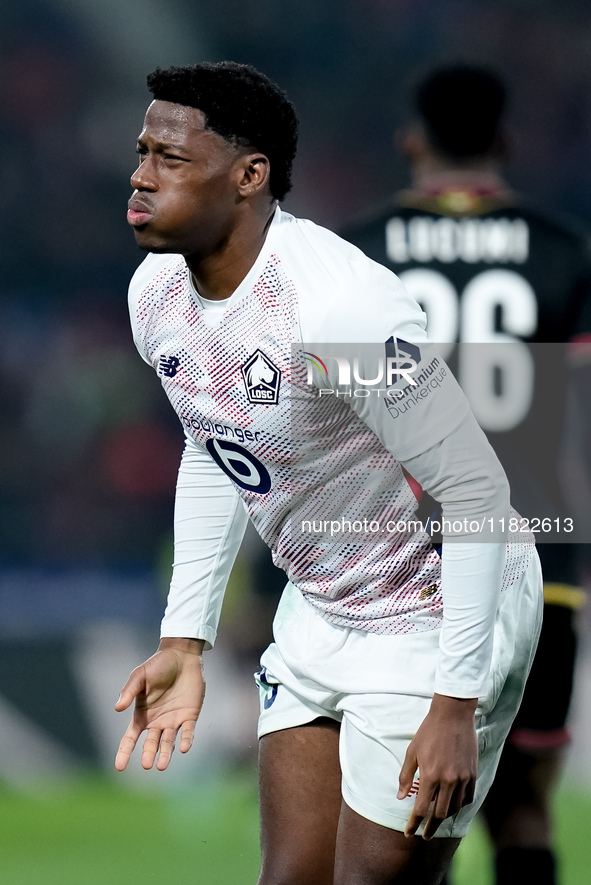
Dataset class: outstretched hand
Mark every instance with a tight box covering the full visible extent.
[397,693,478,840]
[115,638,206,772]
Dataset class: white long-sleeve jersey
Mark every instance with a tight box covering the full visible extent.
[129,207,534,698]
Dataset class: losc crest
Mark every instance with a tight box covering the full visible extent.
[241,349,281,405]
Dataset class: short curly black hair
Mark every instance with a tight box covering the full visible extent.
[146,61,299,202]
[415,64,507,161]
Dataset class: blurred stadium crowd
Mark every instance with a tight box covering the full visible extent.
[1,0,591,785]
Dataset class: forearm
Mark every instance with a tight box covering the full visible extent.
[161,435,249,647]
[436,541,506,697]
[401,412,510,698]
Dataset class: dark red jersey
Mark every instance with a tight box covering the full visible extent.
[343,184,591,581]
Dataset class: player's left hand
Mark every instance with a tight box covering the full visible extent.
[397,692,478,840]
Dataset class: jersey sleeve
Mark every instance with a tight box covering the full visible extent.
[400,413,510,697]
[160,434,249,649]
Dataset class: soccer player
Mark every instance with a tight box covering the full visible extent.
[115,62,542,885]
[342,64,591,885]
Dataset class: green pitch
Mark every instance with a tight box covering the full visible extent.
[0,772,588,884]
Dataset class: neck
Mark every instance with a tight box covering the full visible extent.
[186,202,277,301]
[411,156,508,193]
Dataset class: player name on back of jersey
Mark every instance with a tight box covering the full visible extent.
[386,216,529,265]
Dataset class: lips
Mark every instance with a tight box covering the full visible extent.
[127,198,154,226]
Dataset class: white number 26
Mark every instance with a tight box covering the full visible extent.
[400,268,537,432]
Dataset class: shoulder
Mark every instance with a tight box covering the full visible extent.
[276,209,371,272]
[276,211,426,344]
[127,253,187,364]
[128,253,186,308]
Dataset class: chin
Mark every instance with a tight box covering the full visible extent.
[136,243,178,254]
[133,231,177,254]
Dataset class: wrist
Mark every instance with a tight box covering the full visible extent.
[430,692,478,718]
[158,637,205,656]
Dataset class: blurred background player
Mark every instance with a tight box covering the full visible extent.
[342,64,591,885]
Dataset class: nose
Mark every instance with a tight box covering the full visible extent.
[130,156,157,191]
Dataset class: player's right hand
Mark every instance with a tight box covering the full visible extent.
[114,638,206,772]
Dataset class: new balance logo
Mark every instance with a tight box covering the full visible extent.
[159,355,181,378]
[419,583,438,600]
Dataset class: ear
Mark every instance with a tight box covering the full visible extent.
[236,153,271,198]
